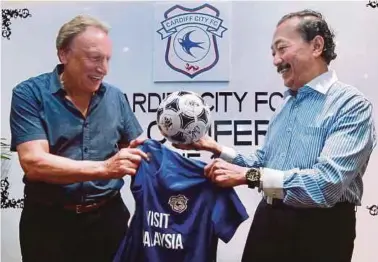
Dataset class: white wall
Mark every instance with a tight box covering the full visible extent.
[1,1,377,262]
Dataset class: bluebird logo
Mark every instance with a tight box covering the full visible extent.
[168,194,189,214]
[157,4,227,78]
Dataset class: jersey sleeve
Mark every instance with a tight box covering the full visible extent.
[119,93,143,143]
[211,188,249,243]
[10,84,47,151]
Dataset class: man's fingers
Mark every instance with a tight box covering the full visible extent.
[205,163,217,182]
[207,159,232,182]
[214,175,229,187]
[209,168,224,182]
[204,159,224,180]
[120,148,149,161]
[122,153,142,164]
[204,161,217,178]
[123,167,137,176]
[213,169,225,176]
[132,149,150,161]
[119,159,138,169]
[214,159,228,169]
[129,138,147,148]
[209,164,221,182]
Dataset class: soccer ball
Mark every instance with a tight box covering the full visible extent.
[157,91,211,144]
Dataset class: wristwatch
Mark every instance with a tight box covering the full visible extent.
[245,168,261,189]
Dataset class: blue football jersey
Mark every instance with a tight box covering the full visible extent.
[113,139,249,262]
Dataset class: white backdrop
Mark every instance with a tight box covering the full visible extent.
[1,1,377,262]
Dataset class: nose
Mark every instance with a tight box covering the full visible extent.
[96,58,109,75]
[273,54,283,67]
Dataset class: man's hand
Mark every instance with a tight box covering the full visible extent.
[104,148,149,178]
[172,135,222,155]
[204,158,248,187]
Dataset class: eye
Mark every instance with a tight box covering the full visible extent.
[90,56,102,62]
[277,46,287,53]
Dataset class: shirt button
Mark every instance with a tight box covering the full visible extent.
[280,153,285,158]
[287,128,292,133]
[84,148,88,153]
[84,123,88,128]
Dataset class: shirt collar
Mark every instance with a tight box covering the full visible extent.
[305,69,338,94]
[49,64,64,94]
[49,64,106,96]
[284,69,338,98]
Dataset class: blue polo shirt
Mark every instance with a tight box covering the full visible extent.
[9,64,143,204]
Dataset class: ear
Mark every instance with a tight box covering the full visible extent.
[57,48,69,64]
[312,35,325,58]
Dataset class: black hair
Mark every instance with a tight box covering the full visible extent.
[277,9,337,65]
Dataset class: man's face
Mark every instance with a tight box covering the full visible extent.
[59,26,112,93]
[271,17,316,90]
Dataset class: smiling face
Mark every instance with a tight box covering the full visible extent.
[58,26,112,93]
[271,17,324,90]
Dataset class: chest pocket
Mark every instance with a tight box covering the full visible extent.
[296,125,328,165]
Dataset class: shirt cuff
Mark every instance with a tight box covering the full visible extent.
[219,146,237,163]
[260,167,285,199]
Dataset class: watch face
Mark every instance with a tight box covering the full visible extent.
[246,169,259,181]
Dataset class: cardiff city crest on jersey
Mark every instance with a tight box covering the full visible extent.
[168,194,189,214]
[157,4,228,78]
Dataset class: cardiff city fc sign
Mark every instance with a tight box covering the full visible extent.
[157,4,228,79]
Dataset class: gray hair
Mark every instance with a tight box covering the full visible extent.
[56,15,110,50]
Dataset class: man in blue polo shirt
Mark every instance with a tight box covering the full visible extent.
[9,15,148,262]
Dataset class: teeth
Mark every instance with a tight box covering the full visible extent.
[90,76,101,80]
